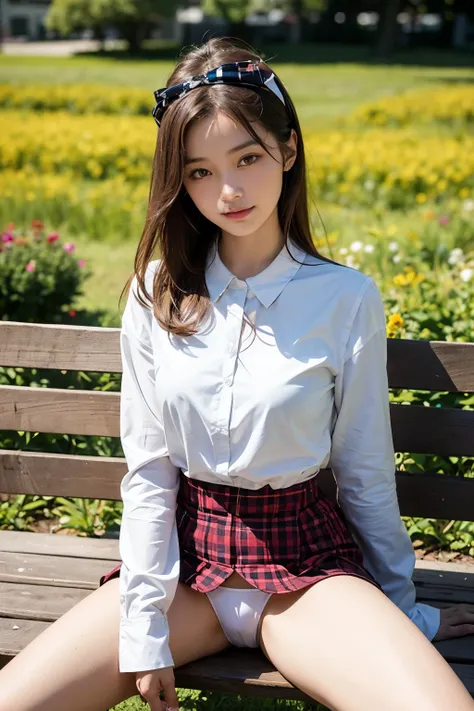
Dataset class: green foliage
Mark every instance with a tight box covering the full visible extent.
[45,0,176,36]
[112,687,326,711]
[0,221,90,323]
[202,0,253,23]
[0,364,123,534]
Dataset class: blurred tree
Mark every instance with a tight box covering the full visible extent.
[202,0,252,24]
[374,0,402,57]
[202,0,254,40]
[272,0,327,42]
[45,0,177,53]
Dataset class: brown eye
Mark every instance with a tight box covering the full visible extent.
[189,168,209,180]
[239,154,260,166]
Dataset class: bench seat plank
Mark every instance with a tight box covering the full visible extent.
[1,533,474,697]
[0,530,121,560]
[0,550,118,589]
[0,582,89,621]
[2,531,474,598]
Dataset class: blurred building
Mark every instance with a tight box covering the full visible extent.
[1,0,51,40]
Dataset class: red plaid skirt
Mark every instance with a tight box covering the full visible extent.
[99,471,382,595]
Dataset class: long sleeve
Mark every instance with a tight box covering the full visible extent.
[328,277,441,642]
[118,270,181,673]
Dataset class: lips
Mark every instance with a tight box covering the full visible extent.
[221,206,255,219]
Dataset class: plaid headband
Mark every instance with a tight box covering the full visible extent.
[152,58,287,127]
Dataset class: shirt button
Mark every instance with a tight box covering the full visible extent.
[225,376,232,386]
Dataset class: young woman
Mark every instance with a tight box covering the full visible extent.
[2,36,474,711]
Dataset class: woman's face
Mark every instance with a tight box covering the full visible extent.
[182,110,297,238]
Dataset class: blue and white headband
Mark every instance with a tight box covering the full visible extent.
[152,58,287,127]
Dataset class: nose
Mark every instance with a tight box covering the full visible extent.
[220,180,243,204]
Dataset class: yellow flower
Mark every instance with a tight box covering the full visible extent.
[388,313,404,329]
[386,312,404,337]
[416,193,427,204]
[393,270,425,286]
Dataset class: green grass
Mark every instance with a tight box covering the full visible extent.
[1,44,473,130]
[74,237,137,319]
[110,688,323,711]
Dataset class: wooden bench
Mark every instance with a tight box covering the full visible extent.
[1,320,474,701]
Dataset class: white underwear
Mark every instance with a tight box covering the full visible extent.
[205,585,273,648]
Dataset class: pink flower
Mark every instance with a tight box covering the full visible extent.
[2,232,14,243]
[68,309,76,317]
[47,233,60,243]
[78,258,86,268]
[25,260,36,273]
[63,242,75,253]
[438,215,450,226]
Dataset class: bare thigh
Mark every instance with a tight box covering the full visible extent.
[257,575,474,711]
[0,577,231,711]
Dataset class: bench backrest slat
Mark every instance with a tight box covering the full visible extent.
[0,322,122,373]
[1,323,474,392]
[0,386,119,437]
[1,384,473,456]
[1,450,474,522]
[387,338,474,392]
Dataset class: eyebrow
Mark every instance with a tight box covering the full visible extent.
[184,139,260,166]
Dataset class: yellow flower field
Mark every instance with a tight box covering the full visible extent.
[348,84,474,128]
[1,82,472,129]
[1,110,472,209]
[0,83,152,115]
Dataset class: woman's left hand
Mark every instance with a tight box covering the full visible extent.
[433,604,474,642]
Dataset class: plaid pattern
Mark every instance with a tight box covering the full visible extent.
[152,59,286,126]
[99,472,382,595]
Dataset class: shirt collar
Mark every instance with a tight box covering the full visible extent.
[205,237,308,309]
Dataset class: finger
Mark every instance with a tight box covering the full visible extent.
[452,623,474,637]
[162,678,180,711]
[137,682,163,711]
[451,610,474,625]
[441,624,474,640]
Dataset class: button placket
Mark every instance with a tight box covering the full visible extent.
[214,286,247,474]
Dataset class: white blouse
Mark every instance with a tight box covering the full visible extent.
[117,237,441,673]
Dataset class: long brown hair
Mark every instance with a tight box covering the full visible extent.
[122,36,341,336]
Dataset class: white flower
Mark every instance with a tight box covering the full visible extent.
[339,247,348,255]
[388,241,398,252]
[448,247,464,265]
[463,199,474,212]
[346,255,360,269]
[364,180,375,191]
[350,240,363,252]
[393,254,401,263]
[363,243,375,253]
[460,268,473,283]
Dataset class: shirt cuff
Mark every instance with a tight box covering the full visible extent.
[408,603,441,642]
[119,613,174,672]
